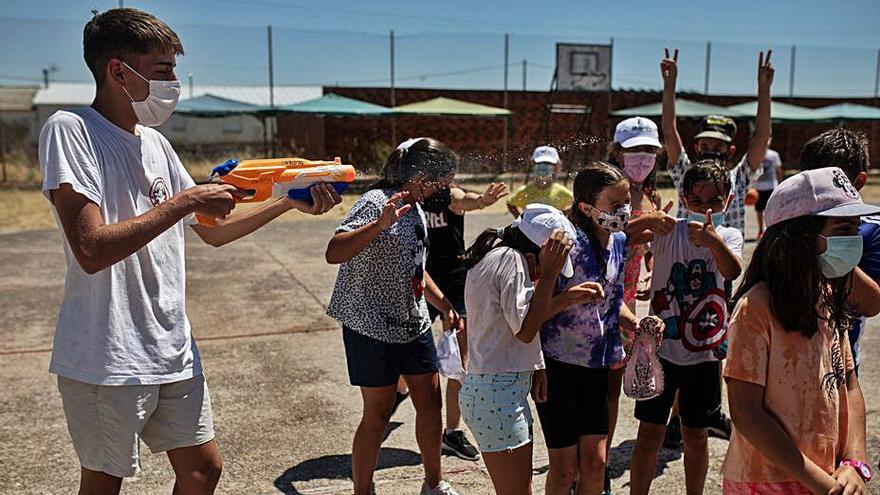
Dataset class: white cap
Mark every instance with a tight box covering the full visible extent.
[614,117,662,149]
[512,203,577,278]
[532,145,560,164]
[764,167,880,228]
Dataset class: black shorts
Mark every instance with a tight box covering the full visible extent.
[634,358,721,429]
[755,189,773,211]
[536,356,610,449]
[342,326,439,388]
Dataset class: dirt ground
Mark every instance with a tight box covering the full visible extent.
[1,193,879,494]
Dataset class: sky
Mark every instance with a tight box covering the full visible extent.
[1,0,879,96]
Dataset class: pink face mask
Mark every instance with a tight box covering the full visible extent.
[622,152,656,183]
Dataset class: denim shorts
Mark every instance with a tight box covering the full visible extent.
[459,371,534,453]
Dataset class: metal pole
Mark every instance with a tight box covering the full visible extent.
[704,41,711,101]
[267,25,275,156]
[522,60,527,91]
[118,0,123,7]
[874,48,880,98]
[187,73,194,99]
[503,33,509,168]
[42,68,49,88]
[789,45,796,103]
[390,30,396,145]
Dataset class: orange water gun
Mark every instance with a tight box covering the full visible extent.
[195,156,356,226]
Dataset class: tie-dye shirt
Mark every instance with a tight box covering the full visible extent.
[540,229,627,369]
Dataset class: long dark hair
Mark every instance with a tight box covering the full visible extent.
[463,225,540,270]
[569,162,628,279]
[731,215,854,338]
[371,137,459,190]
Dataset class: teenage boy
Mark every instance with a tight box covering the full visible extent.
[38,9,341,494]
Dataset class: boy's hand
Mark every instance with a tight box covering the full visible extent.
[661,48,679,85]
[288,183,342,215]
[647,200,677,237]
[539,229,573,278]
[180,183,237,219]
[479,182,509,208]
[376,191,412,230]
[687,209,720,248]
[758,50,774,90]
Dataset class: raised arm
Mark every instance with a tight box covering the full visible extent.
[661,48,684,166]
[325,192,412,264]
[449,183,509,215]
[51,183,235,274]
[746,50,775,173]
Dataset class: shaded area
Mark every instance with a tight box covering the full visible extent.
[273,445,421,495]
[609,439,684,487]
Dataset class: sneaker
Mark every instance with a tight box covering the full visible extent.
[707,410,732,440]
[389,391,409,417]
[442,430,480,461]
[421,479,460,495]
[663,416,683,449]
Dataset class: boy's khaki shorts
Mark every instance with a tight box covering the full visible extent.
[57,373,215,478]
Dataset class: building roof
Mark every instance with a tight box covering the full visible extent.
[32,82,321,107]
[812,103,880,121]
[725,100,818,122]
[175,94,265,117]
[0,86,38,112]
[611,98,737,118]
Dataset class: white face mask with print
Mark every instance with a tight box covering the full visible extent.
[121,62,180,127]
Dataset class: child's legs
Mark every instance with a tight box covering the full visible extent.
[631,358,680,495]
[403,372,443,488]
[167,440,223,495]
[680,426,709,495]
[482,443,535,495]
[342,327,406,494]
[677,360,723,495]
[606,367,624,458]
[79,468,123,495]
[353,385,397,495]
[576,435,608,495]
[445,322,468,430]
[545,446,578,495]
[396,328,443,486]
[629,422,667,495]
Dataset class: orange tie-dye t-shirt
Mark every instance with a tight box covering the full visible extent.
[722,283,855,483]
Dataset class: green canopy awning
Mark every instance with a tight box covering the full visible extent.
[611,98,738,118]
[812,103,880,121]
[175,94,264,117]
[725,100,817,122]
[394,97,511,117]
[271,93,392,116]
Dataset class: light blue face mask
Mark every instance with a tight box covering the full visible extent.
[687,210,726,226]
[818,234,863,279]
[534,162,555,178]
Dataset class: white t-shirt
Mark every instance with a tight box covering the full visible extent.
[464,247,545,374]
[648,220,743,365]
[755,149,782,191]
[39,107,199,385]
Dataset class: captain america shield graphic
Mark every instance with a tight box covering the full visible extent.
[680,288,727,352]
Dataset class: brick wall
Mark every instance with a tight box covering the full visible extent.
[275,87,880,173]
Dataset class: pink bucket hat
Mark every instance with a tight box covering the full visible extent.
[764,167,880,228]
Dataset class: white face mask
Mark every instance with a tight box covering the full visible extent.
[121,62,180,127]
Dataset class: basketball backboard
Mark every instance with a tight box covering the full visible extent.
[556,43,612,92]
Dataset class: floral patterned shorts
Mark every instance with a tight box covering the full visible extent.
[460,371,534,453]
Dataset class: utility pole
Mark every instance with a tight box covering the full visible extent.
[187,73,194,99]
[789,45,797,103]
[42,68,49,89]
[522,60,527,91]
[390,30,397,145]
[266,25,275,156]
[118,0,124,7]
[704,41,712,101]
[502,33,509,168]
